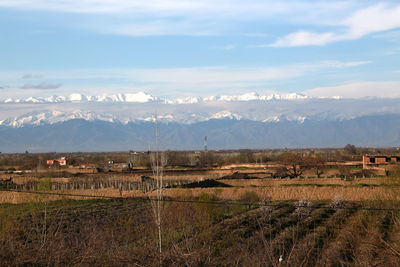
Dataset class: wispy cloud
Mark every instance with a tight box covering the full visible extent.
[21,74,44,79]
[0,0,355,36]
[20,82,62,90]
[0,60,369,97]
[304,81,400,98]
[0,0,351,16]
[269,3,400,47]
[42,61,369,85]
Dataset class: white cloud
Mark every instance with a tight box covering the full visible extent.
[304,81,400,98]
[37,61,369,85]
[321,61,371,68]
[270,31,338,47]
[20,82,62,90]
[21,74,44,79]
[270,3,400,47]
[0,0,350,16]
[0,0,355,36]
[0,60,370,97]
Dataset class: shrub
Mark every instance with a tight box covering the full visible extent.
[240,191,260,203]
[330,195,347,209]
[294,199,313,217]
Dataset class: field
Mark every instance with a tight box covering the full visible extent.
[1,197,399,266]
[1,150,400,265]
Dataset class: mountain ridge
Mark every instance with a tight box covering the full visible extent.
[1,92,320,104]
[1,114,399,152]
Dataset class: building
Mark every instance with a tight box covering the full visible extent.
[363,155,400,169]
[47,157,67,166]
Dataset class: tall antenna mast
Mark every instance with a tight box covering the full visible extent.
[204,136,208,152]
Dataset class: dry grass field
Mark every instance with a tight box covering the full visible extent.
[1,151,400,265]
[0,196,399,266]
[2,175,399,204]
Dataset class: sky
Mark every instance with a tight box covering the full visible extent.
[0,0,400,99]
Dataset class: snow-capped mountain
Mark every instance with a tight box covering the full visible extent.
[2,96,400,151]
[0,109,312,128]
[209,110,242,120]
[2,92,158,104]
[0,110,117,128]
[1,95,400,128]
[1,92,312,104]
[1,113,400,153]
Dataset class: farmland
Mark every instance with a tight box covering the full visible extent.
[1,149,400,265]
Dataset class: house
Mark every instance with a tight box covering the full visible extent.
[363,155,400,169]
[47,157,68,167]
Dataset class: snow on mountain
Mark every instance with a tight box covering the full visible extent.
[1,92,157,104]
[0,110,116,128]
[44,95,67,103]
[1,92,312,104]
[260,93,309,101]
[25,97,41,103]
[262,116,281,123]
[124,92,156,102]
[213,92,309,102]
[69,93,87,102]
[85,92,157,103]
[209,111,242,120]
[1,96,399,128]
[163,92,309,104]
[166,97,201,104]
[139,114,175,122]
[262,115,307,123]
[0,109,242,127]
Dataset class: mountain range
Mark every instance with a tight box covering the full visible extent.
[0,114,399,153]
[1,92,400,152]
[2,92,314,104]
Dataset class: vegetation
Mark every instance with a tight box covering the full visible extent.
[1,149,400,265]
[2,146,396,171]
[0,197,399,266]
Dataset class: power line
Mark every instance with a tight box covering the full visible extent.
[1,188,400,212]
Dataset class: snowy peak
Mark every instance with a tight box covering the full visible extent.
[0,110,116,127]
[209,111,242,120]
[2,92,157,104]
[1,92,313,104]
[262,115,307,123]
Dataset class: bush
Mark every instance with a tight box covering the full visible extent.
[240,191,260,203]
[272,167,291,178]
[294,199,313,217]
[330,195,347,209]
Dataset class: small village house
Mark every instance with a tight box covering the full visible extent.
[363,155,400,169]
[46,157,68,167]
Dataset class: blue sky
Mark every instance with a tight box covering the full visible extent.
[0,0,400,99]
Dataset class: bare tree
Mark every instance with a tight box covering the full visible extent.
[305,156,326,178]
[150,115,167,266]
[279,153,306,178]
